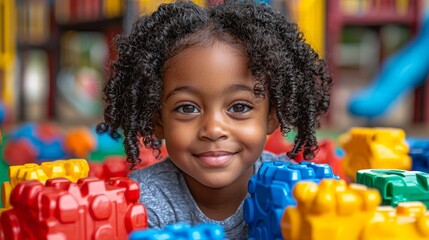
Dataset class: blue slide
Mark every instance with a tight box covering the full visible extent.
[348,10,429,118]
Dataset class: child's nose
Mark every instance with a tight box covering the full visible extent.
[198,112,228,141]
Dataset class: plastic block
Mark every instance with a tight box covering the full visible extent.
[244,161,339,239]
[340,128,411,181]
[1,159,89,208]
[3,123,66,164]
[281,179,381,240]
[0,177,147,240]
[361,202,429,240]
[129,222,225,240]
[281,179,429,240]
[407,138,429,173]
[357,169,429,208]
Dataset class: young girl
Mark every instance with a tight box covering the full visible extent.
[97,0,331,238]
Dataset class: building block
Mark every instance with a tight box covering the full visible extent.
[356,169,429,208]
[2,123,67,165]
[407,137,429,173]
[244,161,339,240]
[264,128,289,155]
[0,177,147,240]
[64,127,96,157]
[64,126,127,159]
[129,222,225,240]
[281,179,381,240]
[340,127,411,181]
[281,179,429,240]
[361,202,429,240]
[1,159,89,208]
[265,129,347,181]
[298,139,347,181]
[89,156,128,179]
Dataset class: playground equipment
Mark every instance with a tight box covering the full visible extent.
[0,0,16,115]
[348,10,429,118]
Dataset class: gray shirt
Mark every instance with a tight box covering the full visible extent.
[128,151,292,239]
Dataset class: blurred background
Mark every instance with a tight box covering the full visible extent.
[1,0,429,132]
[0,0,429,180]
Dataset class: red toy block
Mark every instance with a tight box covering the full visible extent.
[0,177,147,240]
[89,156,128,180]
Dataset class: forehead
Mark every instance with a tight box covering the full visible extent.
[162,41,254,92]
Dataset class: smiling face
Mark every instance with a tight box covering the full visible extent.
[154,40,278,190]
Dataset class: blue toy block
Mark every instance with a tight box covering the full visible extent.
[407,137,429,173]
[0,101,5,124]
[244,161,339,240]
[8,123,66,161]
[129,222,225,240]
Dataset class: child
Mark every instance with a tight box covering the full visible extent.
[97,0,331,238]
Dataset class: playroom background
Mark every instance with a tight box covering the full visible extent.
[0,0,429,239]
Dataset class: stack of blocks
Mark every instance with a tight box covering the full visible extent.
[1,125,429,239]
[0,159,148,240]
[1,159,90,209]
[0,177,147,239]
[243,161,339,239]
[282,179,429,240]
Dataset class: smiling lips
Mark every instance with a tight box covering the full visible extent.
[195,151,235,167]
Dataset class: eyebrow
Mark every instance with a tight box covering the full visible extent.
[227,84,254,94]
[164,84,254,100]
[165,86,196,100]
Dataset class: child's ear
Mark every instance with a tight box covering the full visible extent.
[267,107,279,135]
[152,113,164,139]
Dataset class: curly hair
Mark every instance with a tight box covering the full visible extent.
[97,0,332,169]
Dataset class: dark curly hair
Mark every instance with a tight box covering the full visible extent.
[97,0,332,170]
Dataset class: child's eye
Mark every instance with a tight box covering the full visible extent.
[175,104,200,114]
[228,103,252,113]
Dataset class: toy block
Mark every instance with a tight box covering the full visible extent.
[0,177,147,240]
[1,159,89,208]
[407,138,429,173]
[340,127,411,181]
[281,179,429,240]
[89,156,128,179]
[361,202,429,240]
[281,179,380,240]
[8,159,89,187]
[357,169,429,208]
[64,127,96,157]
[264,129,346,180]
[244,161,339,240]
[306,139,347,180]
[3,123,67,165]
[129,222,225,240]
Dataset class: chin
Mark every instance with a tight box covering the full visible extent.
[199,174,240,189]
[201,180,230,189]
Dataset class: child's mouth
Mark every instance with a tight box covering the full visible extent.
[194,151,235,167]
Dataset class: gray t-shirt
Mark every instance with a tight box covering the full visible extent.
[128,151,293,239]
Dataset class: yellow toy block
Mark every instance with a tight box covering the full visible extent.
[281,179,429,240]
[281,179,381,240]
[0,182,11,210]
[340,128,411,181]
[40,159,90,182]
[361,202,429,240]
[1,159,89,208]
